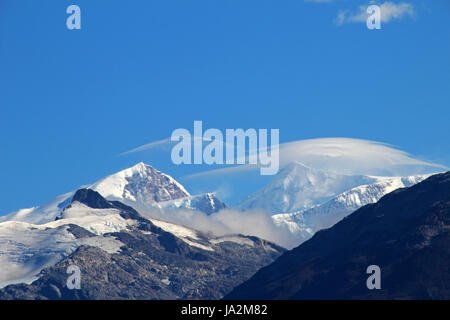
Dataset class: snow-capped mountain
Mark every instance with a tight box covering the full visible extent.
[0,163,286,298]
[225,171,450,300]
[0,207,128,288]
[0,163,227,225]
[0,189,284,298]
[272,174,430,242]
[235,161,432,244]
[0,191,75,225]
[238,162,377,214]
[90,162,190,207]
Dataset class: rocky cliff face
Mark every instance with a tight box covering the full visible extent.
[225,172,450,299]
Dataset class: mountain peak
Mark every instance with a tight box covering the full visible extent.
[89,163,190,209]
[129,162,152,172]
[226,171,450,299]
[238,161,375,214]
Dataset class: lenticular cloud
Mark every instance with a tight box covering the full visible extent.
[276,138,445,176]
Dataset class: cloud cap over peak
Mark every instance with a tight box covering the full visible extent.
[184,137,446,179]
[277,137,444,176]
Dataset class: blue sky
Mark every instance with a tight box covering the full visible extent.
[0,0,449,214]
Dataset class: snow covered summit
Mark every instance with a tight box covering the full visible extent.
[0,163,224,225]
[89,162,190,209]
[238,162,375,213]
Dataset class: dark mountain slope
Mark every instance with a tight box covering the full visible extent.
[225,172,450,299]
[0,189,285,300]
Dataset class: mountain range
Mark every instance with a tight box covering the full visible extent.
[0,163,225,225]
[0,162,435,249]
[235,162,430,243]
[0,163,285,297]
[225,171,450,299]
[0,188,283,298]
[0,160,447,299]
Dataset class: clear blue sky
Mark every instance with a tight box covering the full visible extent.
[1,0,449,214]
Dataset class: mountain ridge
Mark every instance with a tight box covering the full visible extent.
[0,163,228,225]
[225,171,450,299]
[0,188,285,298]
[272,173,430,242]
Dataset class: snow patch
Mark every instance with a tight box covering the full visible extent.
[149,218,214,251]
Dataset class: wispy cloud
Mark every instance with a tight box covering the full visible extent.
[118,138,171,156]
[335,2,415,26]
[182,164,260,180]
[118,135,259,157]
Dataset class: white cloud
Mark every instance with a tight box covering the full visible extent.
[118,135,237,156]
[183,137,446,178]
[138,206,299,249]
[276,138,443,175]
[335,2,415,25]
[118,138,171,156]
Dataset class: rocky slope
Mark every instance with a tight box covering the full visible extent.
[0,189,284,299]
[225,171,450,299]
